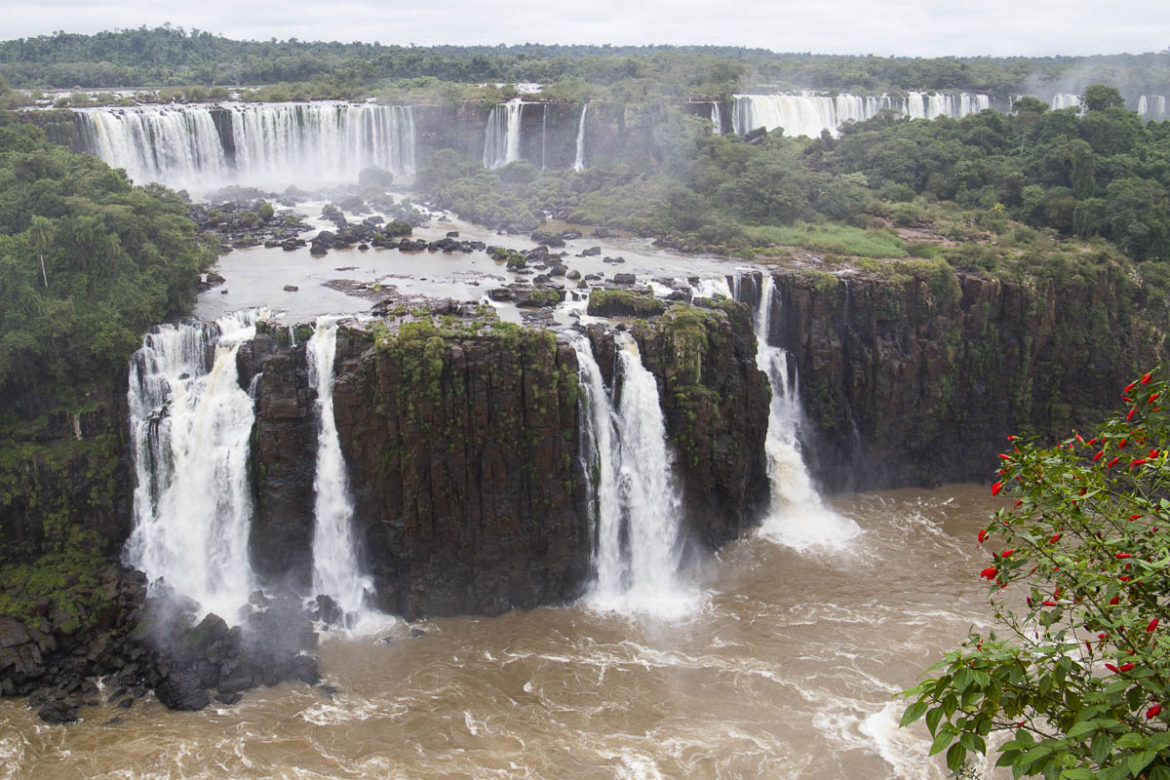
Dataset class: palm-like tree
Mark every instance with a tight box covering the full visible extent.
[27,216,53,289]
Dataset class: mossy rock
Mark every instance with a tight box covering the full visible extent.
[586,289,667,318]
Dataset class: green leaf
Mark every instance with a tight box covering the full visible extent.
[946,743,967,772]
[1065,720,1099,739]
[926,705,944,735]
[929,728,955,756]
[1128,751,1157,776]
[899,700,927,728]
[1116,732,1145,750]
[1061,769,1096,779]
[1090,733,1114,766]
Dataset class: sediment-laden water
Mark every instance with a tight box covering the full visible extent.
[0,485,999,779]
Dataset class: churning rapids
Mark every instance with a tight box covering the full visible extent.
[0,486,997,778]
[0,157,1005,776]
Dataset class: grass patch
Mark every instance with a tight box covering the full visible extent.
[745,222,908,259]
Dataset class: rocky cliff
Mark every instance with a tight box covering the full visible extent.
[329,318,589,619]
[746,263,1167,493]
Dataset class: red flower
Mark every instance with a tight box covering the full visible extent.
[1148,704,1163,720]
[1149,618,1160,633]
[977,529,987,543]
[1110,595,1121,605]
[1130,514,1142,521]
[1093,450,1105,461]
[1042,599,1057,606]
[1151,449,1161,457]
[1049,534,1061,543]
[1106,663,1120,673]
[1121,663,1136,672]
[991,481,1003,496]
[1001,549,1015,558]
[980,567,998,580]
[1142,372,1153,384]
[1128,408,1137,422]
[1125,381,1138,393]
[1119,439,1129,449]
[1107,457,1121,468]
[1149,393,1160,404]
[1116,553,1133,559]
[1131,458,1151,468]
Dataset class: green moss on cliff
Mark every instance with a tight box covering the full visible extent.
[586,289,667,318]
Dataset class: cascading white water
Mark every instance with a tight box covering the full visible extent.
[572,104,588,172]
[749,275,860,552]
[573,332,698,617]
[731,91,991,138]
[306,317,378,628]
[1050,93,1083,111]
[125,311,262,620]
[1138,95,1168,120]
[710,100,722,134]
[75,102,416,190]
[482,99,528,169]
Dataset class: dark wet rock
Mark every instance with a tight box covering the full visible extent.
[283,285,299,292]
[37,699,79,724]
[612,273,637,285]
[155,669,210,711]
[315,595,343,628]
[567,270,581,280]
[530,230,565,248]
[580,246,601,257]
[560,230,582,240]
[409,629,426,639]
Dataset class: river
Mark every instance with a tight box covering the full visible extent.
[0,485,1000,779]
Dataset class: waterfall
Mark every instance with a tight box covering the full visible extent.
[75,102,416,190]
[748,275,860,552]
[1138,95,1168,120]
[732,91,992,138]
[306,317,377,628]
[125,312,261,620]
[573,333,698,618]
[1051,93,1083,111]
[573,104,588,172]
[710,101,722,134]
[483,99,527,169]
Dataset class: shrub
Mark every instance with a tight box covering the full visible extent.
[901,371,1170,776]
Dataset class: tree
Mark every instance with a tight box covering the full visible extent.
[901,371,1170,777]
[1083,83,1126,112]
[26,215,52,288]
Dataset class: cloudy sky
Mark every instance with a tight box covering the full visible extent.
[3,0,1168,57]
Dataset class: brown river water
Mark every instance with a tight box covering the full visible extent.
[0,485,1003,779]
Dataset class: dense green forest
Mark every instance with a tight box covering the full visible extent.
[0,86,213,421]
[1,26,1169,101]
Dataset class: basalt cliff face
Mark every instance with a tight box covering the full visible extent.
[330,323,589,619]
[236,303,770,618]
[743,266,1167,493]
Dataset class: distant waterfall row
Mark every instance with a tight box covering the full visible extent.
[127,315,377,629]
[76,102,416,191]
[730,91,992,139]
